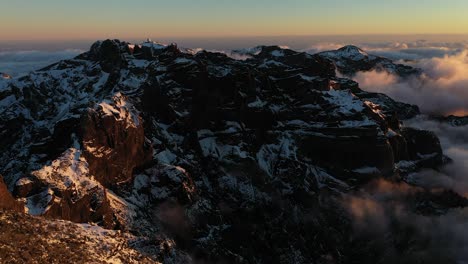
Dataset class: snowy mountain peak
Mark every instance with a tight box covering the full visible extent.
[322,45,371,61]
[337,45,369,56]
[317,45,420,76]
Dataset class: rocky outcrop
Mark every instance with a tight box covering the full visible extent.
[82,93,153,187]
[134,165,196,204]
[87,39,127,72]
[401,127,443,167]
[16,148,115,228]
[301,133,395,176]
[0,210,157,264]
[0,175,22,212]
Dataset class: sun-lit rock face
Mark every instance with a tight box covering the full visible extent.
[0,39,457,263]
[82,92,153,187]
[0,210,158,263]
[17,147,115,228]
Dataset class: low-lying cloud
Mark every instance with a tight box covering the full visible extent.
[345,183,468,263]
[342,113,468,262]
[0,50,82,77]
[311,39,468,262]
[354,51,468,116]
[306,40,468,61]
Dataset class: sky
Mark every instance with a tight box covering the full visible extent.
[2,0,468,41]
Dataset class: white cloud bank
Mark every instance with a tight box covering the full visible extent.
[353,51,468,115]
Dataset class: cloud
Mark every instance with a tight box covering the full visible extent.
[362,41,467,61]
[0,50,83,77]
[344,186,468,263]
[305,40,468,61]
[353,51,468,116]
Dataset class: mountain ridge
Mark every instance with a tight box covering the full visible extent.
[0,39,464,263]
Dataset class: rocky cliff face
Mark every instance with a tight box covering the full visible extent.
[82,92,153,187]
[0,39,463,263]
[0,175,22,212]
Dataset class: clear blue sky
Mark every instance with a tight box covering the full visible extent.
[1,0,468,40]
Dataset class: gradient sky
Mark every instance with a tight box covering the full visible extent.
[1,0,468,40]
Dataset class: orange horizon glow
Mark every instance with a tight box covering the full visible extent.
[2,1,468,41]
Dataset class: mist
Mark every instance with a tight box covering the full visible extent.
[353,51,468,116]
[344,116,468,261]
[324,39,468,263]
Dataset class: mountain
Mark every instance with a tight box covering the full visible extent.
[317,45,421,77]
[0,39,463,263]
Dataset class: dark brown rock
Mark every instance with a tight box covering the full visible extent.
[0,175,22,212]
[301,133,395,176]
[89,39,126,73]
[82,93,153,187]
[134,165,197,205]
[21,148,117,228]
[388,133,409,162]
[401,127,443,165]
[42,187,115,229]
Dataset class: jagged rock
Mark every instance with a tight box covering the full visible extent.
[0,210,157,263]
[414,189,468,215]
[82,93,153,187]
[301,133,395,176]
[88,39,127,72]
[401,127,443,166]
[354,90,420,120]
[21,148,116,228]
[141,77,177,123]
[133,165,197,205]
[387,133,410,162]
[0,175,22,212]
[13,177,40,198]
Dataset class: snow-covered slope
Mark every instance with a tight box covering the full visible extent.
[0,210,158,264]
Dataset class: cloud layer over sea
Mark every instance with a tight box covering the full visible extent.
[0,50,82,77]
